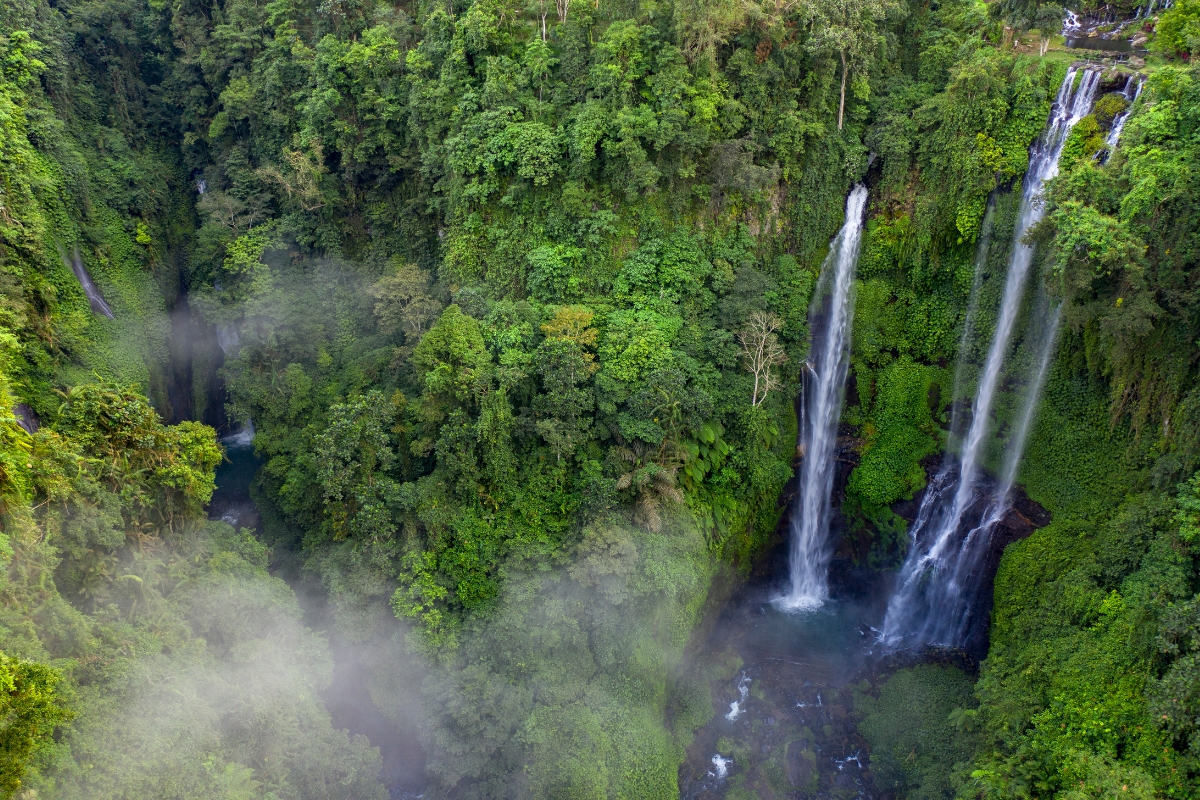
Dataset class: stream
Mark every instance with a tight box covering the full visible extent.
[679,573,884,799]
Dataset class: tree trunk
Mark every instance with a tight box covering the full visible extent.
[838,51,847,131]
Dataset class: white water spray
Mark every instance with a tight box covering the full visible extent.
[881,68,1101,647]
[725,672,751,721]
[779,185,869,610]
[222,418,256,449]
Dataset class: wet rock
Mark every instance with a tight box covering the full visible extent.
[13,404,39,434]
[833,771,859,796]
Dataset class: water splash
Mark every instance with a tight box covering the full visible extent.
[216,324,241,356]
[779,185,869,610]
[710,754,732,779]
[725,672,751,721]
[222,419,256,449]
[881,68,1101,649]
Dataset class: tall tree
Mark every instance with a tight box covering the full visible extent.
[802,0,897,130]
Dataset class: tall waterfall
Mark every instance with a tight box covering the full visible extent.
[880,67,1102,647]
[780,184,868,610]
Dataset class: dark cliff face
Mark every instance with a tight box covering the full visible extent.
[958,486,1051,659]
[771,434,1051,662]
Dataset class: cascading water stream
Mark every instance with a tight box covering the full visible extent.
[920,299,1064,648]
[880,67,1102,647]
[1106,76,1143,151]
[998,298,1063,496]
[63,247,115,319]
[779,184,868,610]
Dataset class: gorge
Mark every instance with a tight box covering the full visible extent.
[0,0,1198,799]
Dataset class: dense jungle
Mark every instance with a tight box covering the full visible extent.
[0,0,1198,795]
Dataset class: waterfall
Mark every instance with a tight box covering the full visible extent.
[64,248,114,319]
[1106,77,1143,151]
[779,184,868,610]
[222,418,256,448]
[216,324,241,356]
[907,300,1064,648]
[998,297,1063,496]
[880,67,1101,648]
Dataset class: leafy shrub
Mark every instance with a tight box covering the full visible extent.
[857,665,978,800]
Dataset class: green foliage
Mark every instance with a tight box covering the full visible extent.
[846,357,944,513]
[1059,115,1105,165]
[0,653,70,800]
[3,0,1196,795]
[973,384,1198,798]
[1092,93,1128,128]
[1154,0,1200,58]
[857,665,978,799]
[1149,592,1200,769]
[0,370,389,798]
[398,518,714,799]
[1041,66,1200,446]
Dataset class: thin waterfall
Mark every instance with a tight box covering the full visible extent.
[880,67,1101,647]
[909,299,1063,648]
[779,184,868,610]
[1106,77,1143,151]
[63,247,115,319]
[998,298,1063,495]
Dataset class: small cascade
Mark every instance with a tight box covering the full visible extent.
[725,672,751,721]
[222,418,256,449]
[998,298,1063,496]
[779,184,869,610]
[65,248,114,319]
[880,67,1101,649]
[216,324,241,356]
[13,403,40,434]
[1106,77,1143,151]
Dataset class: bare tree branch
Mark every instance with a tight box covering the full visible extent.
[737,311,787,406]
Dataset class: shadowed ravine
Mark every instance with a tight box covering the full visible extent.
[209,437,429,798]
[677,455,1049,798]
